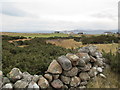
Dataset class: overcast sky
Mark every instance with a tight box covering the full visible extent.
[0,0,119,32]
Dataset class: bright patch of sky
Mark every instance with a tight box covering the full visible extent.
[0,0,119,32]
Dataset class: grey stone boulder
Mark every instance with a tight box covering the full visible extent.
[14,80,29,88]
[32,75,39,83]
[38,75,49,89]
[78,46,89,53]
[22,72,33,83]
[78,63,92,72]
[70,76,80,87]
[99,73,106,78]
[7,68,23,82]
[57,55,72,71]
[51,79,64,89]
[44,74,53,82]
[63,67,78,77]
[60,75,70,84]
[88,45,98,56]
[2,77,10,85]
[76,53,90,63]
[2,83,13,89]
[88,67,97,77]
[77,59,86,67]
[79,72,90,81]
[94,51,102,58]
[66,53,80,66]
[95,58,104,67]
[47,60,62,74]
[53,74,59,80]
[90,56,97,62]
[79,86,86,89]
[96,67,103,73]
[27,81,39,90]
[80,81,88,86]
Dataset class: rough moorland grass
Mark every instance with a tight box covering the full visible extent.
[87,67,120,88]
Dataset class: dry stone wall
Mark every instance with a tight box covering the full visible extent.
[0,45,107,89]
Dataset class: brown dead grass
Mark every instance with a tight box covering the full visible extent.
[46,39,118,53]
[8,39,31,43]
[46,39,82,49]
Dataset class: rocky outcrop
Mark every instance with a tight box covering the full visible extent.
[1,45,107,89]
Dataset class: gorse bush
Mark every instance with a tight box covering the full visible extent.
[81,35,119,44]
[2,36,75,75]
[102,50,120,73]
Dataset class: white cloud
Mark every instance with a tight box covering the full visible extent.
[0,0,119,32]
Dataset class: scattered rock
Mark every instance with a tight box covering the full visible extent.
[97,67,103,73]
[51,79,64,88]
[63,67,78,77]
[2,83,13,89]
[14,80,29,88]
[57,55,72,71]
[44,74,53,82]
[27,81,39,90]
[47,60,62,74]
[7,68,23,82]
[38,75,49,89]
[66,53,80,66]
[70,76,80,87]
[99,73,106,78]
[60,75,70,84]
[79,72,90,81]
[79,86,86,89]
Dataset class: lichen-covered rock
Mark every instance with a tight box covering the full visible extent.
[57,55,72,71]
[76,53,90,63]
[14,80,29,88]
[38,75,49,89]
[47,60,62,74]
[79,72,90,81]
[88,45,97,56]
[27,81,39,90]
[63,67,78,77]
[66,53,80,66]
[0,71,2,89]
[44,74,53,82]
[2,83,13,89]
[7,68,23,82]
[70,76,80,87]
[94,51,102,58]
[60,75,70,84]
[51,79,64,89]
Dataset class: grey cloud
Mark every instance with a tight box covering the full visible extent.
[1,3,28,17]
